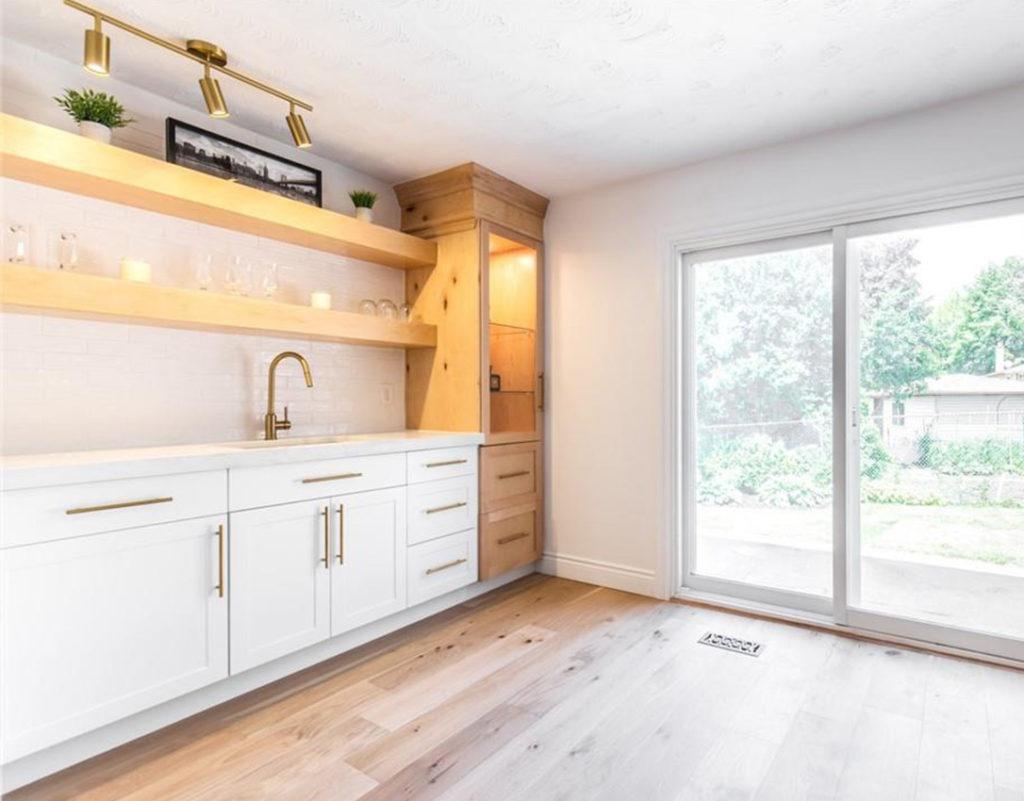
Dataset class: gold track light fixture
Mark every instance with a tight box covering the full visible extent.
[64,0,313,147]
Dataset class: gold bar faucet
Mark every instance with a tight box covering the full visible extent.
[264,351,314,440]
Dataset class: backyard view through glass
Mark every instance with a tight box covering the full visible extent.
[694,241,834,598]
[851,213,1024,640]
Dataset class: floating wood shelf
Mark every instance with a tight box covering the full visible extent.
[0,265,437,349]
[0,114,436,271]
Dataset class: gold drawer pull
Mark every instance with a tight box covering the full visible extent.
[214,523,225,598]
[320,506,330,568]
[425,557,467,575]
[301,472,363,484]
[337,504,345,564]
[497,470,530,480]
[497,531,530,546]
[425,501,467,515]
[425,459,468,468]
[66,496,173,515]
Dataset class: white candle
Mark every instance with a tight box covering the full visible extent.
[310,290,331,310]
[120,258,152,283]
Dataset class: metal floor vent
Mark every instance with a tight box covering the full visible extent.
[698,631,764,657]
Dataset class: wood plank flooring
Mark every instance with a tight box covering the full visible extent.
[8,575,1023,801]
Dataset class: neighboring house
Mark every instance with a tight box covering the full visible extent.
[871,347,1024,463]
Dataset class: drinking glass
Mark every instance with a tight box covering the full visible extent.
[359,299,378,315]
[260,262,279,298]
[5,223,28,263]
[57,231,78,271]
[225,255,251,295]
[378,299,398,320]
[399,302,412,322]
[193,252,213,290]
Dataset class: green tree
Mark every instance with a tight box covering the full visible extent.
[857,237,939,400]
[940,257,1024,374]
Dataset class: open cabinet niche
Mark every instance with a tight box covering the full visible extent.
[487,234,540,439]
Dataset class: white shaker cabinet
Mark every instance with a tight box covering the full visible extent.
[228,499,332,674]
[1,515,228,761]
[330,486,407,636]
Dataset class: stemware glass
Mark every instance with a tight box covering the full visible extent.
[378,299,398,320]
[225,255,252,295]
[5,223,29,263]
[399,302,412,322]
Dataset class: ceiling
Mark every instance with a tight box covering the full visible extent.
[4,0,1024,196]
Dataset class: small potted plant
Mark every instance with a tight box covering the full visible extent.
[54,88,134,144]
[349,189,378,223]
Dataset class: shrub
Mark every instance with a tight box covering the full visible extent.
[54,88,133,128]
[860,415,890,479]
[757,474,829,508]
[921,437,1024,476]
[696,472,743,506]
[701,435,792,494]
[862,483,943,506]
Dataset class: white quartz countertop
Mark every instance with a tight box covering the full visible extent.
[1,431,484,490]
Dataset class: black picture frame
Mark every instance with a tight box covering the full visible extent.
[165,118,322,207]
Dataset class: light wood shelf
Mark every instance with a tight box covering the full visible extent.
[0,114,436,271]
[0,264,437,349]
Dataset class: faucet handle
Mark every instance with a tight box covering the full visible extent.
[282,405,289,422]
[277,405,293,431]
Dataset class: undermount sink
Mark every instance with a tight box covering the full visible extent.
[228,435,353,449]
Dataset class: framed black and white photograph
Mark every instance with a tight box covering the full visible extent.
[165,118,322,207]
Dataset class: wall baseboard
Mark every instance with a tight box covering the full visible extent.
[0,566,535,794]
[538,551,657,597]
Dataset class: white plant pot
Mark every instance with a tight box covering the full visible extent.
[78,120,112,144]
[355,207,374,223]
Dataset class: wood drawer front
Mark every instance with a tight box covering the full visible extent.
[407,475,478,546]
[1,470,227,549]
[481,443,539,511]
[407,446,477,484]
[480,503,540,581]
[407,528,478,606]
[229,453,405,511]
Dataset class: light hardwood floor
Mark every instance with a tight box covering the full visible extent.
[8,575,1023,801]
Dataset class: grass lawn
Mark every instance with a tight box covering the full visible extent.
[698,502,1024,568]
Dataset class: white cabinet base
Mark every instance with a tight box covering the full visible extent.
[0,564,535,794]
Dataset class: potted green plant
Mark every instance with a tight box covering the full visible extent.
[53,88,134,144]
[349,189,378,223]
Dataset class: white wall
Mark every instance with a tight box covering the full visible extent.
[542,83,1024,598]
[0,39,407,455]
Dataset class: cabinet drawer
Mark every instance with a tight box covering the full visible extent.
[479,502,541,581]
[230,453,405,511]
[1,470,227,548]
[407,528,478,606]
[407,475,478,546]
[406,446,477,484]
[481,442,540,512]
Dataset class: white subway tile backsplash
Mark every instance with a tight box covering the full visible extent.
[1,178,408,455]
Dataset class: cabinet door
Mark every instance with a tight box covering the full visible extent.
[230,500,331,673]
[1,516,228,760]
[331,486,407,635]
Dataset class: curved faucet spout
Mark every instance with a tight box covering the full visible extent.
[264,351,314,440]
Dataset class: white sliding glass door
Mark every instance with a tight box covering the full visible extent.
[682,234,834,614]
[844,203,1024,659]
[680,197,1024,661]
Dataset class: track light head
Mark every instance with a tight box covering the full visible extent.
[199,63,229,118]
[286,105,311,149]
[83,16,110,75]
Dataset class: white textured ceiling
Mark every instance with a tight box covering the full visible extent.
[3,0,1024,195]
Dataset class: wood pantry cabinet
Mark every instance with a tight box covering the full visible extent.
[395,163,548,581]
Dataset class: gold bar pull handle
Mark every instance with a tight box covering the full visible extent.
[425,501,467,515]
[538,371,544,411]
[320,506,330,568]
[66,496,173,515]
[302,472,362,484]
[214,523,225,598]
[497,531,530,546]
[337,503,345,565]
[497,470,530,480]
[425,557,467,576]
[425,459,468,468]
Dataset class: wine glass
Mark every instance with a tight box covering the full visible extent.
[378,299,398,320]
[57,231,78,271]
[5,223,28,263]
